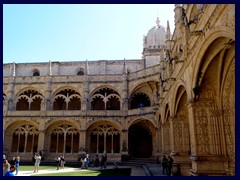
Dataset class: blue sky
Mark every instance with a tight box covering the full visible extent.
[3,4,175,63]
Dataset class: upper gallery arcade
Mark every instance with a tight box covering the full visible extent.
[3,4,235,176]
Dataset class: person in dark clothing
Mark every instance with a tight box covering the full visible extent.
[161,154,168,175]
[32,153,37,164]
[94,154,100,167]
[60,155,65,169]
[167,155,174,176]
[10,157,16,166]
[56,156,61,170]
[104,153,107,168]
[100,155,106,169]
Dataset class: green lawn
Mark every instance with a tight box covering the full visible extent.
[32,168,131,176]
[19,165,131,176]
[19,165,62,171]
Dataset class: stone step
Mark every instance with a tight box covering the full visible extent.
[126,158,157,164]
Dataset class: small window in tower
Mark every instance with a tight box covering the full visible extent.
[33,70,40,76]
[77,71,84,75]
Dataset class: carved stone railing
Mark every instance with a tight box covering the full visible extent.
[4,107,156,117]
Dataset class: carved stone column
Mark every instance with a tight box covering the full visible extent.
[7,76,15,110]
[187,101,227,176]
[121,129,128,155]
[44,75,52,110]
[82,75,90,111]
[79,130,86,154]
[37,120,46,158]
[122,73,128,111]
[161,122,170,154]
[170,117,191,176]
[155,127,162,154]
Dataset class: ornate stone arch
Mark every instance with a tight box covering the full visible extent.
[86,120,121,154]
[129,81,158,109]
[192,27,235,98]
[15,86,44,99]
[4,120,39,155]
[45,120,81,154]
[173,85,187,116]
[127,117,157,130]
[86,119,122,131]
[163,103,170,123]
[52,87,82,110]
[52,86,82,97]
[15,87,44,110]
[90,86,121,110]
[128,118,156,158]
[90,85,120,97]
[45,119,81,132]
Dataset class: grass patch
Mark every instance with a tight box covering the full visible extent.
[32,168,131,176]
[19,165,68,171]
[18,165,131,176]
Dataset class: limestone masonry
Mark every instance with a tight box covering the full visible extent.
[3,4,235,176]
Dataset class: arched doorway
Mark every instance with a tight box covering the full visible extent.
[128,121,153,158]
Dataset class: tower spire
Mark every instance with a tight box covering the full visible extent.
[156,17,160,27]
[166,20,171,40]
[49,60,52,75]
[86,59,89,75]
[123,58,127,74]
[12,61,16,76]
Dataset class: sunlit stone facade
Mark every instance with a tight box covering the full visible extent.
[3,4,235,176]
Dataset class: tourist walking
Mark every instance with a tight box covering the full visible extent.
[161,154,168,175]
[32,153,36,165]
[60,155,65,169]
[104,153,107,168]
[81,153,87,169]
[56,156,61,170]
[84,154,90,169]
[33,153,41,173]
[3,160,10,176]
[100,155,106,169]
[94,154,100,167]
[15,156,20,175]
